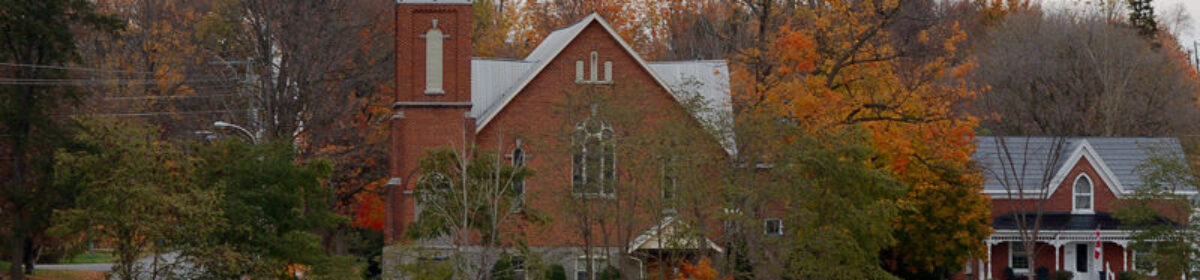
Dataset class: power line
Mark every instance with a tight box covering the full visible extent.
[0,62,158,74]
[101,94,237,101]
[73,109,253,118]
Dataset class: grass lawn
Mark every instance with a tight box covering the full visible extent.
[1,261,107,280]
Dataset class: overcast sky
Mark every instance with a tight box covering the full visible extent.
[1038,0,1200,50]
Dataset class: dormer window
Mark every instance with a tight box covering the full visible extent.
[1073,174,1093,213]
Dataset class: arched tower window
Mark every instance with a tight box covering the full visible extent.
[1073,174,1093,212]
[571,106,615,197]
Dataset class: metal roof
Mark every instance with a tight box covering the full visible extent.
[974,136,1189,194]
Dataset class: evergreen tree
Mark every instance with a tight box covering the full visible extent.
[1128,0,1158,36]
[0,1,120,278]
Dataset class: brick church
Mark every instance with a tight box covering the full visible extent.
[384,0,733,279]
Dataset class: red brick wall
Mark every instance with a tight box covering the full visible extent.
[474,22,727,247]
[991,157,1117,218]
[387,2,473,244]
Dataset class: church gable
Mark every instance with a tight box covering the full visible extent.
[471,14,733,155]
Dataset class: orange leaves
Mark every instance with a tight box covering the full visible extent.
[351,180,387,231]
[774,28,818,77]
[743,0,991,274]
[673,258,729,280]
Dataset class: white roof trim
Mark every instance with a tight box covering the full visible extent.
[626,216,723,254]
[473,13,695,136]
[980,140,1124,198]
[1046,140,1125,198]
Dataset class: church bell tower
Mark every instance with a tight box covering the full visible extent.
[387,0,473,244]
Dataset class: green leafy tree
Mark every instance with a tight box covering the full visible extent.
[1115,144,1200,279]
[189,140,351,279]
[0,1,120,278]
[50,118,221,280]
[783,131,906,280]
[406,146,535,280]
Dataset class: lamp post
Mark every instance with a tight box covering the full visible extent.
[213,121,257,144]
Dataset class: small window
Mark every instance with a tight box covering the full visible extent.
[512,256,526,280]
[661,157,677,201]
[576,60,584,82]
[589,51,599,82]
[1073,175,1093,212]
[1135,248,1156,275]
[1010,242,1029,270]
[764,218,783,236]
[512,146,526,209]
[603,61,612,82]
[576,256,605,280]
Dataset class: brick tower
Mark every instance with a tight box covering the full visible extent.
[387,0,473,244]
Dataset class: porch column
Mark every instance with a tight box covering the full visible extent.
[1051,240,1063,271]
[985,240,996,280]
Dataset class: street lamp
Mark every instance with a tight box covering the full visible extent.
[213,121,258,144]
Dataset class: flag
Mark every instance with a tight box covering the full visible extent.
[1095,227,1102,260]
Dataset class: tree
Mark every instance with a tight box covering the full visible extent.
[976,136,1071,279]
[748,1,990,277]
[1127,0,1157,37]
[0,1,121,278]
[1114,141,1200,279]
[405,146,534,280]
[970,9,1200,136]
[188,140,352,279]
[50,117,221,280]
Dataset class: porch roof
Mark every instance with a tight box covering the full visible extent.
[993,212,1124,231]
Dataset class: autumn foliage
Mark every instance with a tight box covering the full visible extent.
[673,258,730,280]
[742,0,992,275]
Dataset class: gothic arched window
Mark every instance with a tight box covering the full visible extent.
[571,109,615,197]
[1073,174,1093,212]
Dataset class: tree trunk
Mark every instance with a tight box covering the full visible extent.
[5,220,24,279]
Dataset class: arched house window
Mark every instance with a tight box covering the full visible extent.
[1073,174,1094,213]
[571,109,615,198]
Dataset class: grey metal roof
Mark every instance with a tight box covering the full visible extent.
[470,59,535,119]
[524,18,589,63]
[974,136,1187,194]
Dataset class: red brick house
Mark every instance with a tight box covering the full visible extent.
[385,1,733,279]
[968,137,1194,280]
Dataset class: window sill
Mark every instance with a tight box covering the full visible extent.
[425,89,445,95]
[1072,210,1095,215]
[575,80,614,85]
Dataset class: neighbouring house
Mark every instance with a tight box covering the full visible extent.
[384,1,735,279]
[967,136,1195,280]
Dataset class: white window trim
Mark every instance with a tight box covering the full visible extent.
[764,218,783,236]
[1134,248,1157,276]
[575,255,607,280]
[1010,242,1030,273]
[1072,173,1095,214]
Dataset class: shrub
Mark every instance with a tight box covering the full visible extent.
[1053,270,1074,280]
[545,264,567,280]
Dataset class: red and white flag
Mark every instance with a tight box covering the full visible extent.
[1095,227,1102,260]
